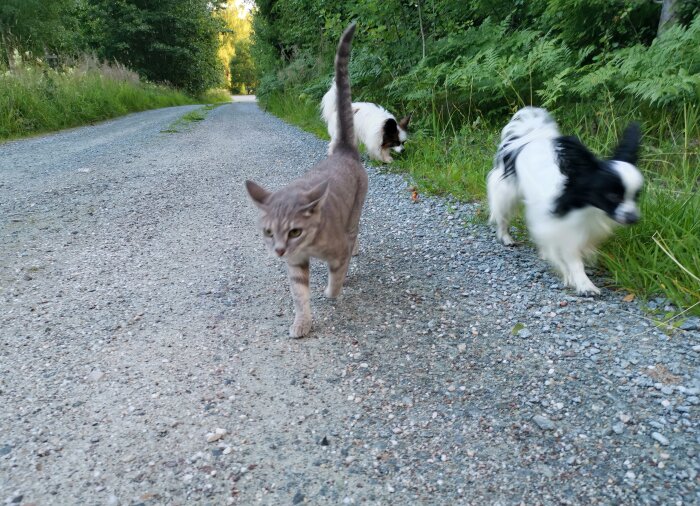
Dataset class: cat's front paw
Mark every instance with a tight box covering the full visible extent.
[324,285,343,298]
[289,318,312,338]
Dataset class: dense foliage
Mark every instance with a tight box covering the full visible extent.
[0,0,81,58]
[82,0,224,94]
[0,0,238,95]
[253,0,699,121]
[253,1,700,314]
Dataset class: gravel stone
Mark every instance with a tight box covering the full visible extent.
[533,415,556,431]
[86,370,105,382]
[652,432,670,446]
[1,101,698,505]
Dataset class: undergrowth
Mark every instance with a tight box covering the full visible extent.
[161,103,224,133]
[0,56,230,141]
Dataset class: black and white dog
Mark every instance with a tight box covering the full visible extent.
[487,107,643,295]
[322,81,410,163]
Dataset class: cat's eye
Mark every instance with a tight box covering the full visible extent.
[263,228,273,237]
[288,228,302,238]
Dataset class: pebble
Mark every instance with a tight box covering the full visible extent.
[533,415,555,431]
[206,428,227,443]
[518,329,532,339]
[87,370,105,382]
[651,432,669,446]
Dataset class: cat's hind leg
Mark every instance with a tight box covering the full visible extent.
[347,171,368,258]
[325,255,350,298]
[287,262,312,338]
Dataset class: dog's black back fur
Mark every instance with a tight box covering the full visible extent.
[554,136,627,217]
[382,118,400,148]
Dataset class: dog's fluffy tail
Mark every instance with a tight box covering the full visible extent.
[332,23,356,151]
[320,81,337,137]
[497,106,560,179]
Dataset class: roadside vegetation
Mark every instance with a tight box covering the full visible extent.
[160,103,224,134]
[252,1,700,315]
[0,0,256,141]
[0,56,194,140]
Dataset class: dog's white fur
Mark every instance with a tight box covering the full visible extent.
[487,107,643,295]
[322,82,407,163]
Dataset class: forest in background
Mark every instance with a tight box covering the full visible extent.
[0,0,256,139]
[252,0,700,316]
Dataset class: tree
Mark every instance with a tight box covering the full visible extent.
[216,0,254,89]
[230,39,257,93]
[84,0,224,94]
[0,0,81,65]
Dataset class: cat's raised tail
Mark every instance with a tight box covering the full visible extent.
[333,23,357,153]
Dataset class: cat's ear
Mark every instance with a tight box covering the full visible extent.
[299,180,329,215]
[398,112,412,130]
[245,180,271,209]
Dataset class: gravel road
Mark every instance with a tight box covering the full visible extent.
[1,102,699,505]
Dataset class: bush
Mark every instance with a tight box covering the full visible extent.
[0,55,194,140]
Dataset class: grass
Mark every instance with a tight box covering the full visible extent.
[261,91,329,139]
[0,57,231,141]
[160,103,224,133]
[260,90,700,316]
[198,88,232,104]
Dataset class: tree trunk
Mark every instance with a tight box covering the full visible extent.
[657,0,680,36]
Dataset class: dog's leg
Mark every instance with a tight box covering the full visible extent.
[380,148,393,163]
[561,252,600,295]
[487,168,518,246]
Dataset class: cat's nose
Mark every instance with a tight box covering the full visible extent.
[275,247,286,257]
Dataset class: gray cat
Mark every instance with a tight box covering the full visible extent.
[245,23,367,338]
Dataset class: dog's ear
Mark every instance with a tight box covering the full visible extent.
[398,112,412,130]
[383,118,399,138]
[611,122,641,165]
[556,136,600,176]
[245,180,271,209]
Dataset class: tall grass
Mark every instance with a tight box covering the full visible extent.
[260,89,700,315]
[0,55,199,141]
[260,91,329,139]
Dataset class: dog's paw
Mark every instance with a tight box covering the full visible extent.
[500,234,516,246]
[575,284,601,297]
[289,318,312,338]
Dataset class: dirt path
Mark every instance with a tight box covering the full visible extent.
[1,103,698,505]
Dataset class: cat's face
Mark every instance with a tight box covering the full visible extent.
[245,180,328,260]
